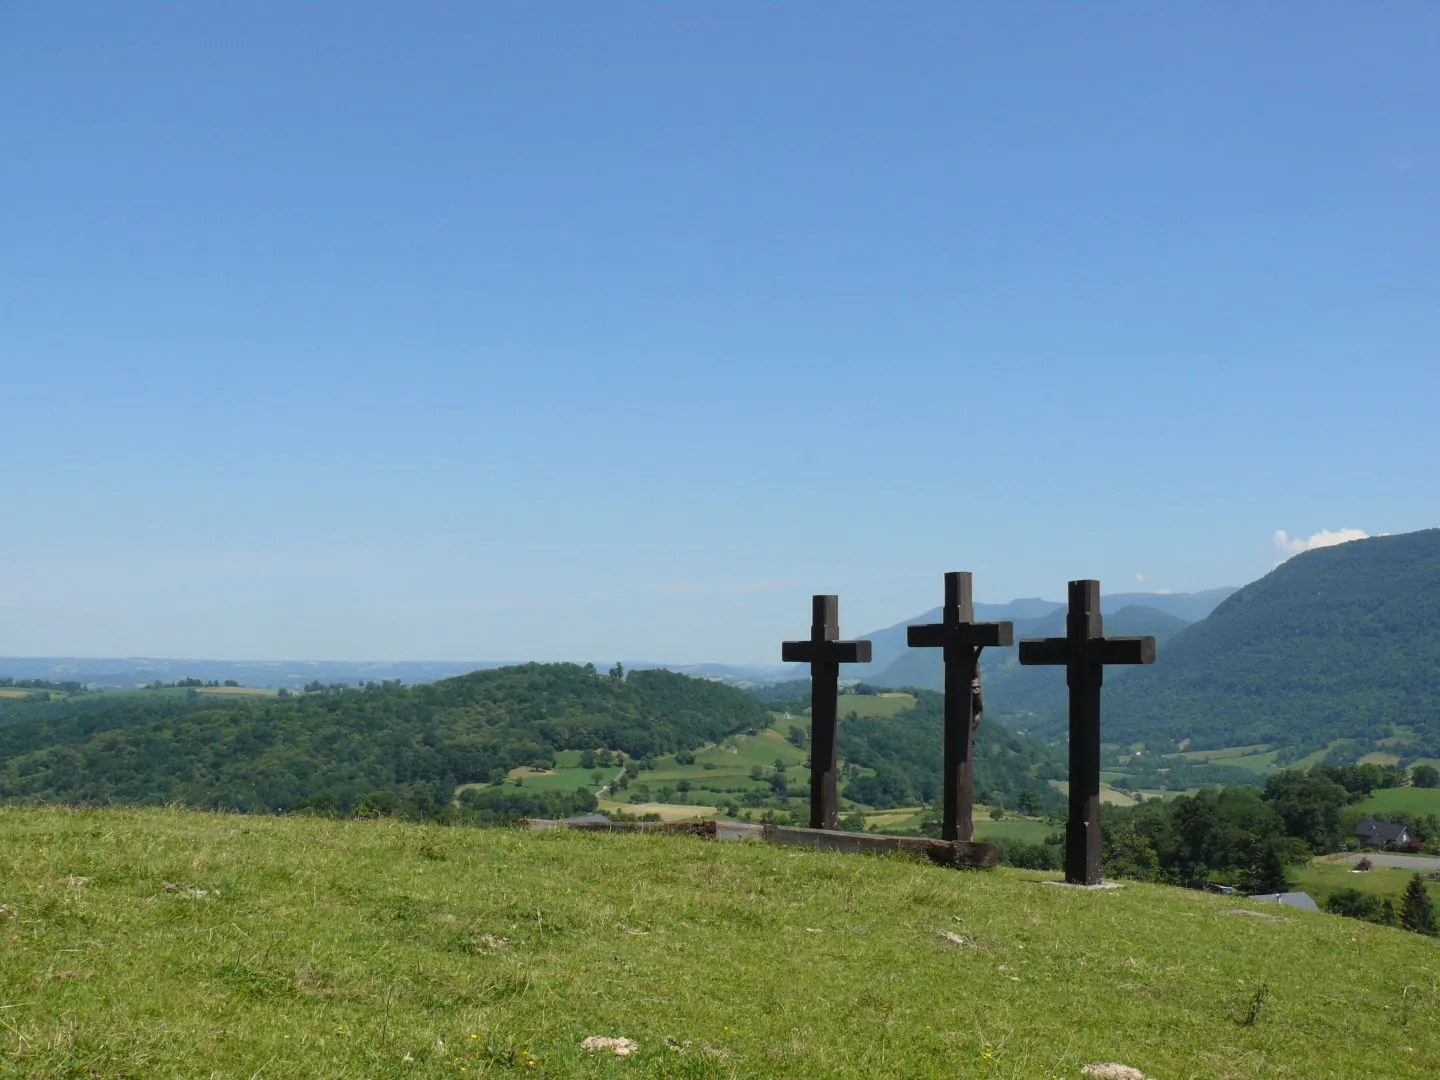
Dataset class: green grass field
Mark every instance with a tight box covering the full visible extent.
[1355,787,1440,817]
[1048,780,1137,807]
[971,817,1055,845]
[1222,750,1281,773]
[1166,744,1272,763]
[1,806,1437,1079]
[194,686,279,697]
[1292,857,1440,908]
[1358,752,1403,767]
[834,693,917,719]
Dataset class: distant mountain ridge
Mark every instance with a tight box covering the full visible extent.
[1088,529,1440,758]
[843,587,1235,686]
[868,604,1191,702]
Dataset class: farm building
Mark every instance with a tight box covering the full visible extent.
[1355,818,1418,850]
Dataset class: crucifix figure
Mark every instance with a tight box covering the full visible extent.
[1019,580,1155,885]
[781,595,872,830]
[906,572,1013,842]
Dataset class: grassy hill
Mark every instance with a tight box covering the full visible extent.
[1099,529,1440,758]
[2,806,1436,1079]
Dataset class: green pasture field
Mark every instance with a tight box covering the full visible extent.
[1048,780,1137,807]
[1222,750,1281,773]
[2,805,1436,1079]
[1354,787,1440,817]
[835,692,917,719]
[1358,752,1403,767]
[971,817,1055,845]
[506,766,618,794]
[194,685,279,697]
[1292,857,1440,908]
[1287,740,1349,771]
[1166,744,1272,763]
[597,799,718,821]
[862,807,927,832]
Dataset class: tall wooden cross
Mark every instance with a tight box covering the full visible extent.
[781,595,872,830]
[905,572,1013,842]
[1019,580,1156,885]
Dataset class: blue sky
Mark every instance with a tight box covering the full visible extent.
[3,2,1436,664]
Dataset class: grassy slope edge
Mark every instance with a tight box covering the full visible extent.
[2,807,1437,1079]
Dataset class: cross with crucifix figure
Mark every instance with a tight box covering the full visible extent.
[1019,580,1155,885]
[782,595,872,830]
[906,572,1013,842]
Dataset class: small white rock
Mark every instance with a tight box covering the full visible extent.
[1081,1064,1148,1080]
[582,1036,639,1057]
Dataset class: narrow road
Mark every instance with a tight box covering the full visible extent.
[596,764,626,797]
[1334,852,1440,872]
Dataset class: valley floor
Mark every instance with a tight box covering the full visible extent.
[2,807,1437,1079]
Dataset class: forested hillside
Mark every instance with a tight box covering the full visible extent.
[1099,529,1440,755]
[753,685,1067,813]
[0,664,770,818]
[836,690,1066,812]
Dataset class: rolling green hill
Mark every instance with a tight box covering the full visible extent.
[2,806,1435,1078]
[0,664,771,818]
[1096,529,1440,757]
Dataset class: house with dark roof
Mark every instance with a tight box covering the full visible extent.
[1355,818,1417,850]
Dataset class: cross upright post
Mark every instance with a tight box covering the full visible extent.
[781,595,872,830]
[1018,580,1156,885]
[906,572,1013,842]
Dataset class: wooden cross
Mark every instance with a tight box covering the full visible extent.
[1019,580,1156,885]
[906,572,1013,842]
[781,595,872,830]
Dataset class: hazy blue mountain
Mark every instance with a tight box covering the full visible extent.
[838,588,1233,684]
[867,605,1191,703]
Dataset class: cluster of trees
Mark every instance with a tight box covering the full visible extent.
[994,766,1416,893]
[0,677,88,694]
[0,663,770,821]
[455,785,598,826]
[1326,875,1437,936]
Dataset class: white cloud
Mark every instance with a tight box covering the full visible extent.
[1134,572,1145,582]
[1273,528,1369,558]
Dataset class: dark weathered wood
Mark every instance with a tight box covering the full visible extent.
[904,572,1013,843]
[782,594,872,831]
[760,824,997,868]
[1018,579,1156,885]
[1019,636,1155,666]
[781,641,870,664]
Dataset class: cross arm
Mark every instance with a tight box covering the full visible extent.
[1018,637,1069,666]
[1018,635,1157,666]
[907,623,1015,649]
[1094,636,1156,666]
[782,640,873,664]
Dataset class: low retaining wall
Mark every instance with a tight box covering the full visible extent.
[526,817,996,869]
